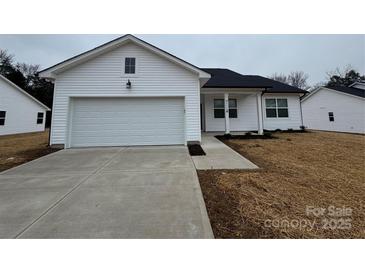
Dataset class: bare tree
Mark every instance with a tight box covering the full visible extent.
[0,49,14,74]
[270,73,288,84]
[325,65,364,87]
[16,63,40,86]
[16,63,40,77]
[270,71,310,90]
[326,65,353,81]
[288,71,309,90]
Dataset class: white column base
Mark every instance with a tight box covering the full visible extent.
[257,92,264,135]
[224,92,230,134]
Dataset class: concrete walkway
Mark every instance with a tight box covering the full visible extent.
[0,146,213,239]
[192,134,259,170]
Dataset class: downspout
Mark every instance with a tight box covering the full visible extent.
[47,110,52,146]
[48,79,56,147]
[299,94,304,128]
[261,88,266,133]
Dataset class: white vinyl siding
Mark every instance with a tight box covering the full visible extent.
[302,88,365,134]
[0,77,47,135]
[50,42,201,146]
[70,97,185,147]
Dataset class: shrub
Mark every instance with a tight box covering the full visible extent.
[264,132,272,138]
[245,132,252,136]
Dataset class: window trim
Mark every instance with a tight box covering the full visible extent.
[0,111,6,126]
[265,98,289,119]
[213,98,238,119]
[124,57,136,74]
[37,112,44,125]
[122,57,138,77]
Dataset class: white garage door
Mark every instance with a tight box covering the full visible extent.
[70,97,185,147]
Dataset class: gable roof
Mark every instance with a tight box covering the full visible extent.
[201,68,308,93]
[39,34,211,80]
[301,86,365,102]
[0,74,50,111]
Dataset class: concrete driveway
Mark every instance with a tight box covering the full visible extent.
[0,146,213,239]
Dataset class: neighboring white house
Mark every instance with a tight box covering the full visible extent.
[39,34,307,148]
[0,74,50,136]
[302,84,365,134]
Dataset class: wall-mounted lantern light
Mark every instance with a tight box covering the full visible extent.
[126,79,132,89]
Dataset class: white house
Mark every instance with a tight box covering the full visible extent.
[39,34,307,148]
[0,74,50,136]
[302,83,365,134]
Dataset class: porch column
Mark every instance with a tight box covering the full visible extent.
[224,92,230,134]
[256,92,264,135]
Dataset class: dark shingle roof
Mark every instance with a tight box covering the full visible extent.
[327,85,365,98]
[201,68,307,93]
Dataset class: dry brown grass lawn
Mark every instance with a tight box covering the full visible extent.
[0,130,59,172]
[198,131,365,238]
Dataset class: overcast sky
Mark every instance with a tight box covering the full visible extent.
[0,34,364,85]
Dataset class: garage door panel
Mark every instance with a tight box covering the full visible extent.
[71,124,184,132]
[74,108,184,114]
[72,114,184,122]
[72,128,185,137]
[70,98,185,147]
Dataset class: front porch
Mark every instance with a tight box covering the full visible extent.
[200,89,264,135]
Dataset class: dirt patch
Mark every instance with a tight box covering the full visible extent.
[198,131,365,238]
[188,144,206,156]
[0,130,60,172]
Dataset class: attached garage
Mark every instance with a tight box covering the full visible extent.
[39,35,210,148]
[69,97,185,147]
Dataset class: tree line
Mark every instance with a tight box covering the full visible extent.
[270,66,365,91]
[0,49,53,108]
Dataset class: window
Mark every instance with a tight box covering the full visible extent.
[328,112,334,122]
[214,99,238,118]
[124,57,136,74]
[265,98,288,118]
[0,111,6,126]
[37,112,44,124]
[214,99,225,118]
[229,99,238,118]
